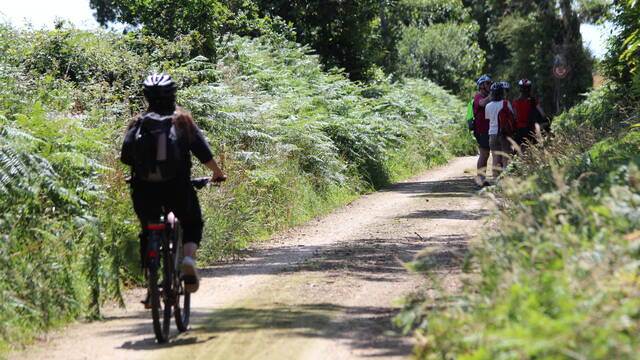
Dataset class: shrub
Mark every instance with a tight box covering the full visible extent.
[396,22,484,97]
[395,84,640,359]
[0,25,474,351]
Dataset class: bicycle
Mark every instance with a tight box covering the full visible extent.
[127,177,215,343]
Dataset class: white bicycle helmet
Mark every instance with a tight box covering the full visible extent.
[143,73,177,98]
[518,78,532,87]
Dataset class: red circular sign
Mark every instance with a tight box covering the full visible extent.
[553,65,570,79]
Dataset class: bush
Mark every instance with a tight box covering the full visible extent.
[0,24,474,351]
[395,84,640,359]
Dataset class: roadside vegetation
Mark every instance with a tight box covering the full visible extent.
[0,22,472,351]
[395,1,640,358]
[1,0,624,355]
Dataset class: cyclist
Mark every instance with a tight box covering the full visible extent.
[513,79,547,145]
[472,75,493,187]
[120,73,226,297]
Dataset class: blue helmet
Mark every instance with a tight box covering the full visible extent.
[477,75,492,88]
[490,82,503,91]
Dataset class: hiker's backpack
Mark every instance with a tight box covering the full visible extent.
[465,98,475,131]
[121,112,184,181]
[497,100,516,137]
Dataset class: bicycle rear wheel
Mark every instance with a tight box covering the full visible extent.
[149,231,172,343]
[172,221,190,331]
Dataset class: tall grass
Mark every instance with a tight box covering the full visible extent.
[0,24,473,351]
[395,85,640,359]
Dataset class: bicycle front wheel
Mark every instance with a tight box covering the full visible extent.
[175,291,190,332]
[172,221,190,332]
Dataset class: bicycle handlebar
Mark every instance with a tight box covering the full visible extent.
[190,177,223,189]
[124,177,224,190]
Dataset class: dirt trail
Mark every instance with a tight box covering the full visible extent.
[13,156,491,360]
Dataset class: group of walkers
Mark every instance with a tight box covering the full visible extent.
[469,75,548,187]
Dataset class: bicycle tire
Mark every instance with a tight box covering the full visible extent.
[172,221,190,331]
[149,257,170,342]
[149,230,171,343]
[160,229,173,341]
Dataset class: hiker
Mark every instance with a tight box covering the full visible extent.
[513,79,548,146]
[472,75,493,186]
[485,82,516,178]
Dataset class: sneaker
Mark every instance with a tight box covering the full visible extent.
[182,256,200,293]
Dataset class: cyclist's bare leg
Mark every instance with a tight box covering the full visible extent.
[182,241,200,293]
[184,242,197,259]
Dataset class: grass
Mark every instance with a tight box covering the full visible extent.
[0,24,474,352]
[395,84,640,359]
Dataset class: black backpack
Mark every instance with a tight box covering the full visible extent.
[121,113,184,181]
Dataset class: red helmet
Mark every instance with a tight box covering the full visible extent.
[518,79,532,87]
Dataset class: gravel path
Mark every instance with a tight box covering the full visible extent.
[13,156,491,360]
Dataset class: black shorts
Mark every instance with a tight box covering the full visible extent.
[474,133,489,149]
[131,177,204,247]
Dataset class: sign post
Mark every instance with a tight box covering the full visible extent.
[552,52,570,113]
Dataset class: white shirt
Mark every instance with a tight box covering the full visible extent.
[485,100,514,135]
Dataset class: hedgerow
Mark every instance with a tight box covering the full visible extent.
[395,86,640,359]
[0,24,472,351]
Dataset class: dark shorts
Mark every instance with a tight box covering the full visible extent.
[516,127,532,145]
[474,133,489,149]
[131,178,204,265]
[490,134,513,154]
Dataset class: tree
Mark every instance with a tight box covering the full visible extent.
[89,0,275,57]
[603,0,640,99]
[381,0,474,75]
[396,23,484,95]
[256,0,384,80]
[462,0,603,114]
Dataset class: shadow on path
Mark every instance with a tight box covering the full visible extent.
[384,176,476,199]
[192,303,412,357]
[399,208,489,220]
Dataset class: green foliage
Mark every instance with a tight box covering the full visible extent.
[89,0,289,57]
[462,0,596,114]
[0,22,473,351]
[389,0,470,27]
[396,22,484,96]
[88,0,481,83]
[256,0,385,80]
[575,0,614,23]
[0,104,114,348]
[603,0,640,100]
[395,76,640,358]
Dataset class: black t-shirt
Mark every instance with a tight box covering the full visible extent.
[121,111,213,180]
[181,120,214,174]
